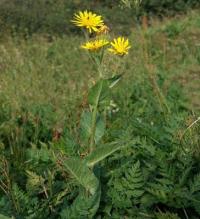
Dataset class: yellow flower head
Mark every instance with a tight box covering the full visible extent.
[108,37,131,56]
[81,39,109,51]
[96,25,110,35]
[71,10,104,33]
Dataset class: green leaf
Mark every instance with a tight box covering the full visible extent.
[80,111,105,144]
[94,114,105,143]
[88,76,122,108]
[88,79,110,107]
[108,74,122,88]
[80,111,92,142]
[85,142,124,167]
[62,158,99,195]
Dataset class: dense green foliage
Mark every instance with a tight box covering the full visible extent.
[0,8,200,219]
[141,0,199,15]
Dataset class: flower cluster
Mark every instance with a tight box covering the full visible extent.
[71,10,131,56]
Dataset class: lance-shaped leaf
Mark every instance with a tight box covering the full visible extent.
[88,79,111,107]
[85,142,124,167]
[62,158,98,195]
[80,111,105,144]
[108,74,122,88]
[88,75,122,109]
[80,111,92,142]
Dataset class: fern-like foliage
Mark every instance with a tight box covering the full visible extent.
[107,160,144,209]
[12,183,31,214]
[26,170,45,194]
[189,173,200,215]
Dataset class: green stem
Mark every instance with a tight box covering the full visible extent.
[89,104,98,152]
[88,50,105,152]
[97,65,103,78]
[94,55,103,78]
[89,81,103,152]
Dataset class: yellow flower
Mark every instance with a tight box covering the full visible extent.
[71,10,104,33]
[81,39,109,51]
[108,37,131,56]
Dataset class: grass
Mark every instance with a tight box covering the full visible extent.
[0,10,200,149]
[0,10,200,115]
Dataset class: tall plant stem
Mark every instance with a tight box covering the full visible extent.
[89,101,99,153]
[89,63,104,153]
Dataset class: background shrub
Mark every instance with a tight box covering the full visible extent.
[0,0,199,36]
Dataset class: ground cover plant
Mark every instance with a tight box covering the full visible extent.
[0,4,200,219]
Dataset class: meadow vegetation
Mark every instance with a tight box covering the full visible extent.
[0,2,200,219]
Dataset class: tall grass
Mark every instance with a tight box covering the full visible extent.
[0,10,200,114]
